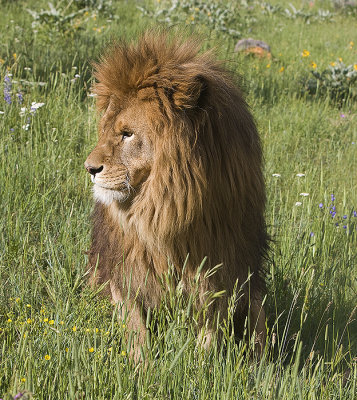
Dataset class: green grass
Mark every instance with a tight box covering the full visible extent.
[0,0,356,398]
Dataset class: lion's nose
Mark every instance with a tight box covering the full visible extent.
[85,163,103,176]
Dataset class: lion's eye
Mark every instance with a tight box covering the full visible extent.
[121,130,133,140]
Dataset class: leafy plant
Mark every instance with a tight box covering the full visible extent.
[303,61,357,103]
[138,0,254,39]
[27,2,86,38]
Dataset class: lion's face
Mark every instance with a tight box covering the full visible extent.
[85,97,154,206]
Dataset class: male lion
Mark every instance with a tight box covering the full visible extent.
[85,32,268,355]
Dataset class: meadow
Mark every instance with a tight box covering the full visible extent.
[0,0,356,398]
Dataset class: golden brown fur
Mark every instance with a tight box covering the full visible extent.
[85,32,268,354]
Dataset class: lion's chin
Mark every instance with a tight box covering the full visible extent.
[92,184,129,206]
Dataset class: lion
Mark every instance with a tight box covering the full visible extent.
[85,32,268,356]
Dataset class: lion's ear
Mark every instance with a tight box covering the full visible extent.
[172,75,207,110]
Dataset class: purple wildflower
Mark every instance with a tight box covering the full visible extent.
[17,91,23,104]
[319,203,323,208]
[330,206,336,211]
[310,232,314,237]
[340,113,346,118]
[335,223,339,226]
[343,225,347,229]
[331,194,335,202]
[4,75,12,104]
[13,393,24,400]
[343,215,347,219]
[353,211,357,217]
[331,211,336,218]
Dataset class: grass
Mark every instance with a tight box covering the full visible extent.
[0,0,356,398]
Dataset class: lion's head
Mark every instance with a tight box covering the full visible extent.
[85,32,268,353]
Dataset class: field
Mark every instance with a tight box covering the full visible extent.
[0,0,356,398]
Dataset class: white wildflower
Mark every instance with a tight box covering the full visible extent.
[22,124,30,130]
[272,173,281,177]
[31,102,45,110]
[0,111,4,115]
[300,193,309,197]
[295,202,302,206]
[296,173,305,177]
[19,107,27,116]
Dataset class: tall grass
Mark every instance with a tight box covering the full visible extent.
[0,0,356,398]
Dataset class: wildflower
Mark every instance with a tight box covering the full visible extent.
[122,324,126,329]
[330,62,336,67]
[339,57,342,62]
[310,61,317,69]
[108,347,112,352]
[319,203,323,208]
[0,58,5,64]
[27,319,32,324]
[302,50,310,57]
[13,53,17,61]
[343,225,347,229]
[22,124,30,131]
[331,194,335,201]
[343,215,347,219]
[310,232,314,237]
[60,321,64,325]
[295,202,302,206]
[279,66,284,73]
[72,326,77,332]
[331,211,336,218]
[4,75,12,105]
[354,64,357,71]
[21,378,26,382]
[7,318,12,323]
[296,173,305,177]
[44,354,51,360]
[65,347,69,352]
[340,114,346,118]
[95,328,99,333]
[30,102,45,113]
[121,351,126,356]
[49,320,54,325]
[43,318,48,322]
[13,393,24,400]
[300,193,309,197]
[353,211,357,217]
[266,63,271,68]
[26,304,31,308]
[272,173,281,177]
[15,298,20,303]
[89,347,94,353]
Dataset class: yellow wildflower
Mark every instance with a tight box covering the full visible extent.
[26,304,31,308]
[72,326,77,332]
[13,53,17,61]
[95,328,99,333]
[65,347,69,352]
[89,347,94,353]
[330,62,336,67]
[266,63,271,68]
[302,50,310,57]
[27,319,32,324]
[339,57,343,62]
[310,62,317,69]
[44,354,51,360]
[7,319,12,323]
[15,298,20,303]
[279,66,284,72]
[121,351,126,356]
[49,320,54,325]
[122,324,126,329]
[354,64,357,71]
[21,378,26,382]
[43,318,48,323]
[0,58,5,64]
[190,15,195,21]
[60,321,64,325]
[108,347,112,352]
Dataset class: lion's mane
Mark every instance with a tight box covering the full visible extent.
[88,32,268,338]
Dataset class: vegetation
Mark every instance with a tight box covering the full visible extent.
[0,0,356,398]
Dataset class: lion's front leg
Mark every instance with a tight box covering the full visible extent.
[249,294,266,358]
[110,280,147,362]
